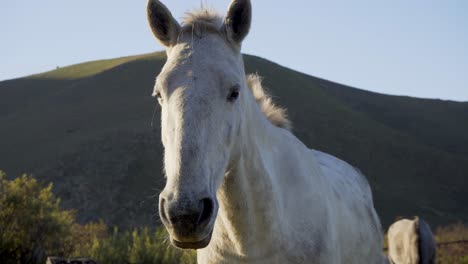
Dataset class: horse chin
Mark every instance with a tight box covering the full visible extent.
[170,229,214,249]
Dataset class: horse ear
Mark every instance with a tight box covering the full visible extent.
[147,0,181,47]
[224,0,252,45]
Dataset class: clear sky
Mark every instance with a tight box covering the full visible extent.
[1,0,467,101]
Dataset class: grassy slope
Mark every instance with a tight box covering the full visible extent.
[29,52,166,79]
[0,52,467,229]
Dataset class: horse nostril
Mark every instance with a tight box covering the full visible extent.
[159,197,170,225]
[198,198,214,226]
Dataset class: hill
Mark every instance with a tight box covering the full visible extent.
[0,52,467,229]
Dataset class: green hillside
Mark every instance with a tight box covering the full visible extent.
[0,52,467,229]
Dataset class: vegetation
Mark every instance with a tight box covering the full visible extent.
[0,172,74,263]
[28,52,165,80]
[70,225,196,264]
[434,223,468,264]
[0,172,196,264]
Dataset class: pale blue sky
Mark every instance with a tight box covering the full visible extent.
[1,0,467,101]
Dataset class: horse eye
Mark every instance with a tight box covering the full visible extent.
[155,91,162,99]
[228,86,240,102]
[154,91,163,104]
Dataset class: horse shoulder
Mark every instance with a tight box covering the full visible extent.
[311,150,373,202]
[310,149,385,263]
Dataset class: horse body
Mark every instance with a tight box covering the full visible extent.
[146,0,387,263]
[387,217,436,264]
[198,118,385,263]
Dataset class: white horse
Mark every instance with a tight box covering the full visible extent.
[387,217,436,264]
[147,0,387,263]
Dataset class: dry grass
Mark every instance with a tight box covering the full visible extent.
[435,223,468,264]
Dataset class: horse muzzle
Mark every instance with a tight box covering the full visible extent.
[159,194,218,249]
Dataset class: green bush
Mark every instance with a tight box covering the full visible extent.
[0,172,197,264]
[85,227,196,264]
[0,172,75,263]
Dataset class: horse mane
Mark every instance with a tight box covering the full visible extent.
[246,74,292,130]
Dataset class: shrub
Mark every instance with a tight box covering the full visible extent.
[0,172,197,264]
[0,172,75,263]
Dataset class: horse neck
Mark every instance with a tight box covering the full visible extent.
[213,89,287,258]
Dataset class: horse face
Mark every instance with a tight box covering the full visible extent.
[147,0,251,249]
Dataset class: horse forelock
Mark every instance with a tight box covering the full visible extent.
[181,9,225,38]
